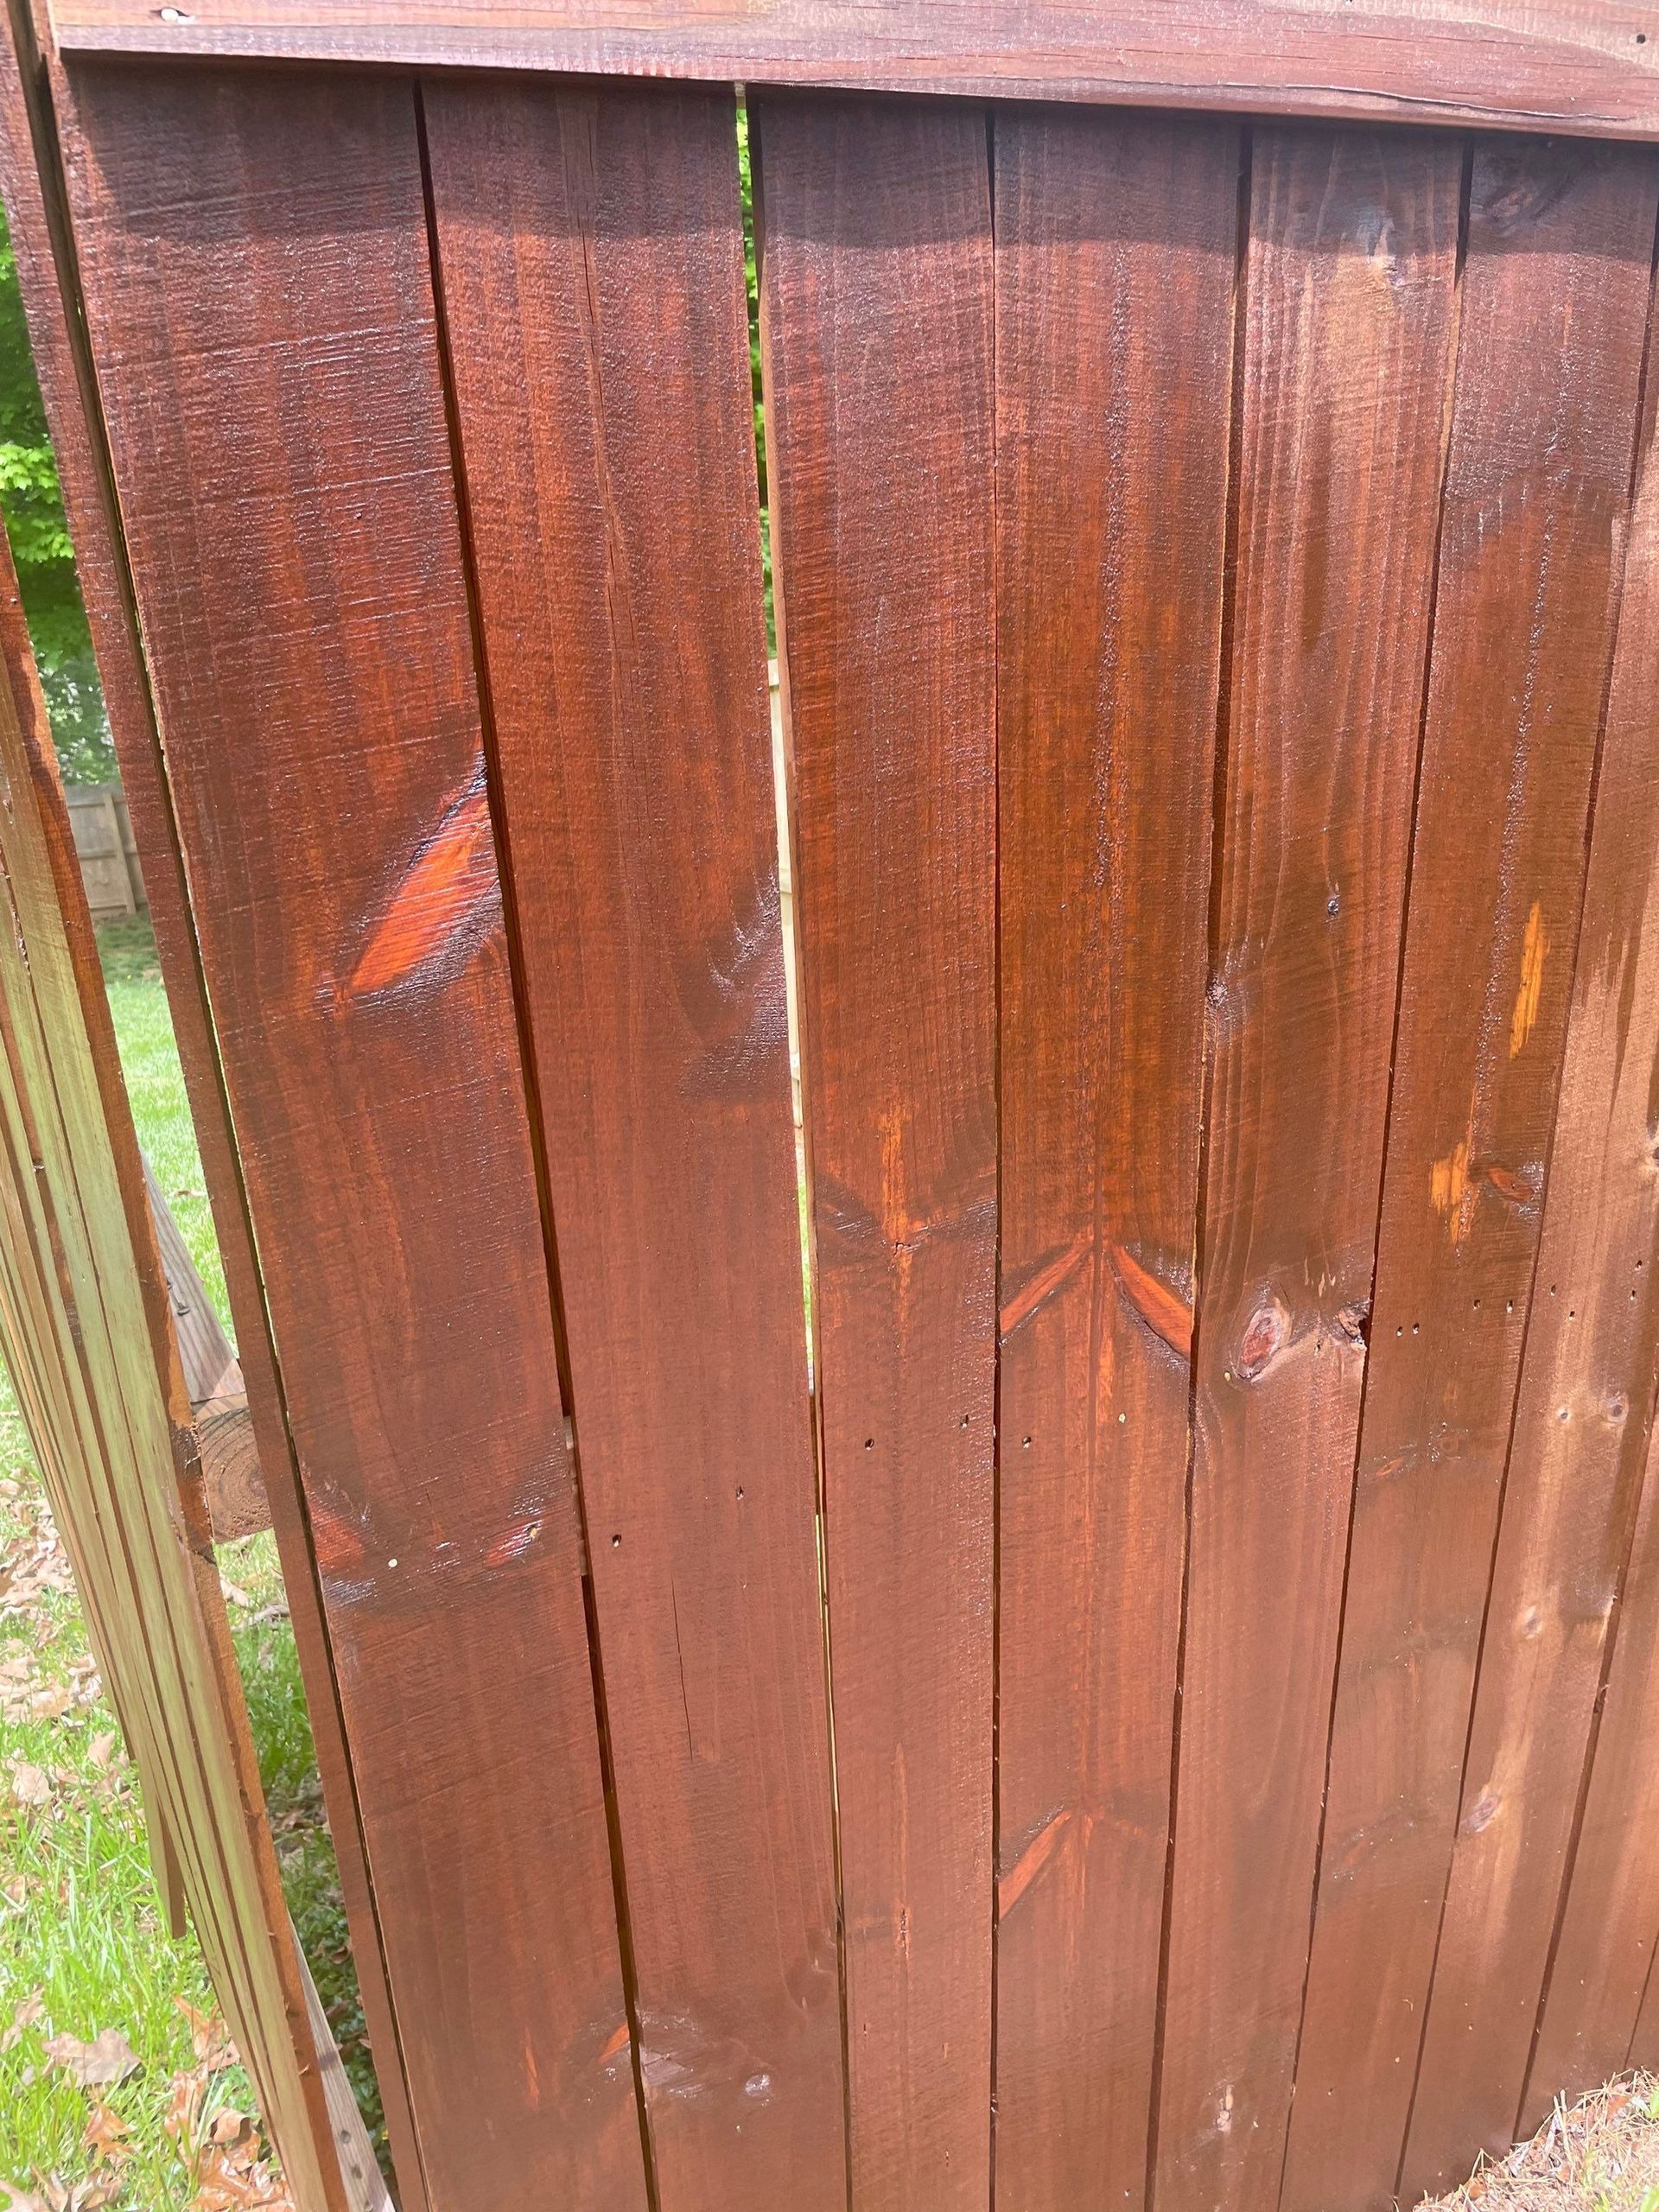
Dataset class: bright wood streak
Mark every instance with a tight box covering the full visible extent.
[59,64,647,2212]
[1398,145,1659,2200]
[40,0,1659,144]
[991,105,1237,2212]
[1516,304,1659,2133]
[0,22,426,2193]
[1155,124,1461,2212]
[754,91,997,2212]
[423,77,846,2212]
[1291,138,1659,2212]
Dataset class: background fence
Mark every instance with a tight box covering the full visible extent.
[63,779,143,918]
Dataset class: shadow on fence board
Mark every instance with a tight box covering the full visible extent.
[3,6,1659,2212]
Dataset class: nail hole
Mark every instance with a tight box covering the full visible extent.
[610,1533,622,1548]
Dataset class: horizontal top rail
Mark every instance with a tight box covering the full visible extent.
[42,0,1659,138]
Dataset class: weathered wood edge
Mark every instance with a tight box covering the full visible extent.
[295,1927,396,2212]
[41,0,1659,143]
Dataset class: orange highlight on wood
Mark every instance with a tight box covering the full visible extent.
[1510,899,1548,1058]
[1105,1242,1195,1358]
[349,761,498,1000]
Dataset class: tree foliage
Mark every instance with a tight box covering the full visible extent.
[0,202,112,784]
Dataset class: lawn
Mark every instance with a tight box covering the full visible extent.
[0,917,380,2211]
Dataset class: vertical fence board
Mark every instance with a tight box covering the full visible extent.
[423,77,846,2212]
[58,63,648,2212]
[991,105,1237,2212]
[0,22,427,2192]
[1529,1452,1659,2117]
[755,91,998,2212]
[1154,124,1460,2212]
[1273,140,1657,2207]
[1292,139,1658,2212]
[1518,312,1659,2132]
[1399,160,1659,2198]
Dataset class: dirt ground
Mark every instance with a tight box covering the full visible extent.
[1425,2077,1659,2212]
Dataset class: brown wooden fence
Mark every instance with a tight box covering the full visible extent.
[5,7,1659,2212]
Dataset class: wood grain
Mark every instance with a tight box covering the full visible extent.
[991,104,1237,2212]
[0,12,428,2194]
[1528,1442,1659,2120]
[59,62,646,2211]
[40,0,1659,144]
[1398,149,1659,2198]
[1292,138,1658,2212]
[1154,123,1461,2212]
[754,90,997,2212]
[423,75,845,2212]
[1510,270,1659,2143]
[1258,137,1658,2211]
[145,1163,267,1541]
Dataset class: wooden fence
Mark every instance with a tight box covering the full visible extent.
[4,6,1659,2212]
[63,779,143,919]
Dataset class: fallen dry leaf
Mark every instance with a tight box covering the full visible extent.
[86,1733,117,1770]
[1,1990,44,2051]
[82,2103,131,2173]
[22,1685,73,1722]
[164,2065,292,2212]
[176,2000,238,2075]
[164,2067,206,2161]
[10,1763,49,1808]
[41,2028,141,2090]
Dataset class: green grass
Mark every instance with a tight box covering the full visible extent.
[0,915,382,2205]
